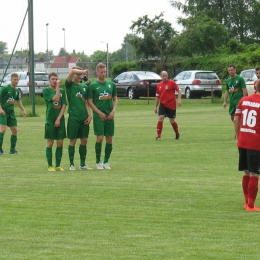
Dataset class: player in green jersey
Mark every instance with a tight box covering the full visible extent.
[223,64,247,138]
[43,72,67,172]
[0,72,27,155]
[66,66,92,171]
[88,63,118,170]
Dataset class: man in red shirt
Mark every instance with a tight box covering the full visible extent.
[154,71,182,140]
[234,79,260,211]
[253,67,260,93]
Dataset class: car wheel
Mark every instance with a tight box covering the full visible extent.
[128,87,138,99]
[185,88,192,99]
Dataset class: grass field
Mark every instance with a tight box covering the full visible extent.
[0,97,259,259]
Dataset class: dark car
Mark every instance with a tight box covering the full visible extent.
[112,71,162,99]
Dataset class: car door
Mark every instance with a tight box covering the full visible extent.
[114,72,128,96]
[174,71,187,94]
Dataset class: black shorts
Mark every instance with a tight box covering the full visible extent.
[158,104,176,118]
[238,148,260,174]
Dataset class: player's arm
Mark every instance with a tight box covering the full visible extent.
[84,100,92,125]
[154,95,160,114]
[177,88,182,106]
[223,90,229,108]
[54,104,66,127]
[88,98,107,121]
[234,115,240,139]
[51,80,61,102]
[0,104,5,116]
[16,100,27,118]
[242,87,248,97]
[107,96,118,120]
[66,68,89,83]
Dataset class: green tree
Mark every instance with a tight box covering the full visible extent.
[58,48,68,57]
[0,41,8,54]
[176,14,230,56]
[129,13,178,71]
[170,0,260,43]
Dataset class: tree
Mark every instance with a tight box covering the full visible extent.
[0,41,8,54]
[58,48,68,57]
[129,13,178,71]
[176,14,230,56]
[170,0,260,43]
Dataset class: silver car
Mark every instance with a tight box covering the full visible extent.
[1,71,49,97]
[246,74,257,95]
[173,70,222,99]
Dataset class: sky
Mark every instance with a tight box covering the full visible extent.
[0,0,183,56]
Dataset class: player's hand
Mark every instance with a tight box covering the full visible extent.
[223,102,227,109]
[154,108,158,114]
[84,115,92,125]
[177,100,182,106]
[23,110,27,118]
[107,111,115,120]
[83,69,89,76]
[99,112,107,121]
[54,119,60,127]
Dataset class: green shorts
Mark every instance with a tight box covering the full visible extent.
[0,110,17,127]
[44,120,66,140]
[93,114,114,136]
[67,115,89,139]
[229,103,237,116]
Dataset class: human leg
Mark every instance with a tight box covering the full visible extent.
[9,126,18,153]
[0,123,7,154]
[55,139,63,168]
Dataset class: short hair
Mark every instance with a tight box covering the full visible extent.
[257,80,260,93]
[48,72,58,79]
[255,67,260,72]
[11,73,19,78]
[228,64,236,69]
[96,63,106,71]
[72,66,82,70]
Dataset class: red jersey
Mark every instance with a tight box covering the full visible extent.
[235,94,260,151]
[156,79,180,110]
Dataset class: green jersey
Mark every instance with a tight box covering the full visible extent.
[42,87,67,125]
[226,75,246,106]
[0,84,20,111]
[88,80,117,116]
[65,80,89,119]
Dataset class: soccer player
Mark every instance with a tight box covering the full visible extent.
[253,67,260,93]
[66,66,92,171]
[0,72,26,155]
[223,64,247,138]
[154,70,182,140]
[88,63,118,170]
[42,72,66,172]
[234,79,260,211]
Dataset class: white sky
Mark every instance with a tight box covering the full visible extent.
[0,0,183,56]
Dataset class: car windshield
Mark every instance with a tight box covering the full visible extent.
[35,74,48,81]
[135,72,161,80]
[195,72,218,80]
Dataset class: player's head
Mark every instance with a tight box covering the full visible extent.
[255,67,260,79]
[48,72,58,88]
[256,79,260,93]
[228,64,236,77]
[10,73,19,87]
[96,63,106,82]
[72,66,83,83]
[160,71,168,82]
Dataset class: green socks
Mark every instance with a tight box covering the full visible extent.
[79,144,86,167]
[95,142,102,163]
[104,143,112,164]
[55,147,63,167]
[10,135,17,152]
[68,145,75,166]
[46,147,52,167]
[0,132,4,150]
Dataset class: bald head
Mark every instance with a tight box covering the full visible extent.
[160,71,168,82]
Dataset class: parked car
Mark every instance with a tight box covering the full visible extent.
[112,71,162,99]
[246,74,257,95]
[240,69,255,82]
[0,71,49,97]
[172,70,222,99]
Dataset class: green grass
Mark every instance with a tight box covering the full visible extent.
[0,97,259,259]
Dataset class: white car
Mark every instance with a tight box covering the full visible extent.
[172,70,222,98]
[0,71,49,97]
[246,74,257,95]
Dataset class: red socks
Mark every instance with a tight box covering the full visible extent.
[171,122,179,135]
[242,175,250,204]
[157,121,163,138]
[247,176,259,208]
